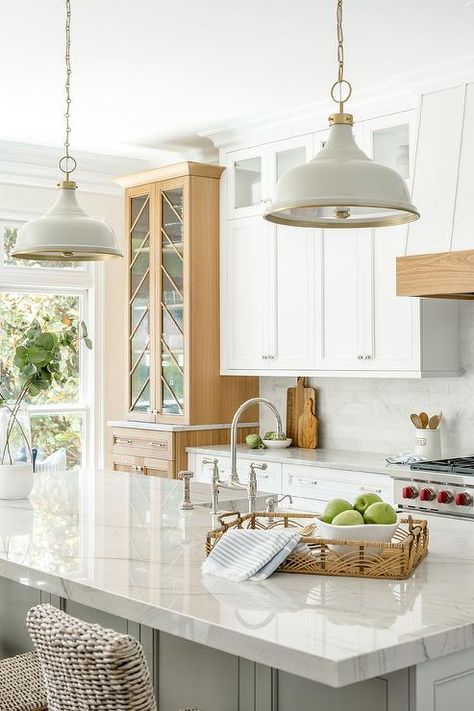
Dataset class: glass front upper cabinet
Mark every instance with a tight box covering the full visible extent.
[227,135,313,219]
[363,111,416,184]
[373,123,410,179]
[127,188,154,420]
[159,185,185,417]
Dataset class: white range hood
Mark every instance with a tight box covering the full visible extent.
[397,82,474,299]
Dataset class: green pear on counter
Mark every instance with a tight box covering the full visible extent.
[363,502,397,525]
[321,498,353,523]
[353,492,382,515]
[332,509,365,526]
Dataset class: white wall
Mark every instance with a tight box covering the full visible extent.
[260,301,474,457]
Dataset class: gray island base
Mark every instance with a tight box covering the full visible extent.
[0,470,473,711]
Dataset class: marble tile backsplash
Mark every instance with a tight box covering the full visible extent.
[259,302,474,457]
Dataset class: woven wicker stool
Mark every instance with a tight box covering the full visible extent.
[26,603,157,711]
[0,650,47,711]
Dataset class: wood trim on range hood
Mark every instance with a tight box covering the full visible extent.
[396,250,474,300]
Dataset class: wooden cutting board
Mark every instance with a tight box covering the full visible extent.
[286,377,318,448]
[298,398,318,449]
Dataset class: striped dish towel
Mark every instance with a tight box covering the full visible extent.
[202,529,301,582]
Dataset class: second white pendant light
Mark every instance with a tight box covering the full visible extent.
[264,0,420,229]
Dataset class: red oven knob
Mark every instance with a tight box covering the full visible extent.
[455,491,472,506]
[402,485,418,500]
[437,489,454,504]
[419,487,436,502]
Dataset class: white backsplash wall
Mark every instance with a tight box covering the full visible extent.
[260,302,474,457]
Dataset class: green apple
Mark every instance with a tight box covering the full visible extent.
[353,492,382,515]
[332,509,365,526]
[321,498,353,523]
[363,502,397,525]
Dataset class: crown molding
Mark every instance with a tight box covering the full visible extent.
[0,141,150,195]
[201,55,474,151]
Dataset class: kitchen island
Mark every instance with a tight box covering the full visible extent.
[0,469,473,711]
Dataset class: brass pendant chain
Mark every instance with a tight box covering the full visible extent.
[58,0,77,183]
[330,0,352,114]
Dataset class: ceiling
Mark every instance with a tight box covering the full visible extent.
[1,0,474,161]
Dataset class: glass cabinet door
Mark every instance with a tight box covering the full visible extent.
[227,147,264,219]
[128,191,153,418]
[362,111,416,184]
[373,123,410,179]
[159,186,185,416]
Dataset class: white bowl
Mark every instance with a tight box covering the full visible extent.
[316,519,399,555]
[263,438,292,449]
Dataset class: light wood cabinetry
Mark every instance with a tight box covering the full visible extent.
[119,161,258,426]
[221,111,460,378]
[110,425,257,478]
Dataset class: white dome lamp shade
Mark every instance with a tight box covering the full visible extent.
[12,0,122,262]
[13,179,122,261]
[264,2,420,230]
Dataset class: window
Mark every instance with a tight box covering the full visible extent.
[0,219,98,470]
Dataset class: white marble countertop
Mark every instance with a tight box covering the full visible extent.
[108,420,258,432]
[187,444,408,477]
[1,469,473,688]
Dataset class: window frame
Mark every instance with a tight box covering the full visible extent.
[0,214,104,470]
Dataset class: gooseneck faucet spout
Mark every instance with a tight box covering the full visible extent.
[230,398,283,484]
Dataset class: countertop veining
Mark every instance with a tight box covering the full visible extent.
[0,469,473,687]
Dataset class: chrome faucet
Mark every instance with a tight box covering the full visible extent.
[202,457,268,514]
[229,398,283,484]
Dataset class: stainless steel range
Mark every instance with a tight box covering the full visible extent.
[392,457,474,519]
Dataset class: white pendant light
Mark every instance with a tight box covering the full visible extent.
[264,0,420,229]
[12,0,122,261]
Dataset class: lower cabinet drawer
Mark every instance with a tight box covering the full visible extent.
[143,458,174,478]
[283,465,393,505]
[111,428,174,460]
[112,454,174,478]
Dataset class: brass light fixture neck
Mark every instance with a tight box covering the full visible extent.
[328,112,354,126]
[57,180,77,190]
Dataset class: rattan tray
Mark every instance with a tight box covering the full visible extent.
[206,511,428,580]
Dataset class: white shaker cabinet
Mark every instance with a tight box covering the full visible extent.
[223,217,267,370]
[221,217,319,373]
[318,229,365,370]
[221,109,461,378]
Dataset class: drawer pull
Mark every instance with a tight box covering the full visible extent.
[131,464,143,472]
[293,477,318,486]
[148,441,166,448]
[115,437,132,445]
[359,486,382,494]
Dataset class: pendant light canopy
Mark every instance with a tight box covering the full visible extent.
[264,1,420,229]
[12,0,122,261]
